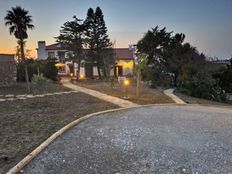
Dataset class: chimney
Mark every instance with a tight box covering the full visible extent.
[37,41,46,59]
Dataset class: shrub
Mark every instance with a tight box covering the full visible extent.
[38,57,58,81]
[213,59,232,93]
[140,66,172,88]
[17,59,37,82]
[17,58,58,82]
[178,73,226,102]
[31,74,47,94]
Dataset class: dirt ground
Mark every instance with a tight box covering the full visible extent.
[0,84,118,173]
[0,81,70,95]
[76,79,174,105]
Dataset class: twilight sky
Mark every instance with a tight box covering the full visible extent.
[0,0,232,59]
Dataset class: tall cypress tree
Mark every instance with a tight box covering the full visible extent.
[84,8,95,78]
[85,6,113,79]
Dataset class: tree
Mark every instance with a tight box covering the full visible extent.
[56,16,85,78]
[135,53,148,96]
[5,6,34,92]
[84,8,95,78]
[214,58,232,93]
[137,26,206,87]
[85,7,113,79]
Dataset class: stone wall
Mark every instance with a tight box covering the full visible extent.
[0,54,17,87]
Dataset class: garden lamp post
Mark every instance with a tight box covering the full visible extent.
[123,79,130,99]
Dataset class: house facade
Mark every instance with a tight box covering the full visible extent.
[37,41,134,78]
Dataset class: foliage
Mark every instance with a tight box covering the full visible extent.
[17,58,58,82]
[56,16,85,78]
[37,57,58,81]
[17,59,37,82]
[85,7,113,79]
[179,73,226,102]
[31,74,47,94]
[213,59,232,93]
[4,6,34,92]
[136,26,206,87]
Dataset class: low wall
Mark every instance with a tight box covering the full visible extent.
[0,54,17,87]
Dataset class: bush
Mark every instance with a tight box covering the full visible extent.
[17,58,58,82]
[213,59,232,93]
[141,66,172,88]
[38,57,58,81]
[17,59,37,82]
[178,73,226,102]
[31,74,47,94]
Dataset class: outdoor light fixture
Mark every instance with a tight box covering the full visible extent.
[124,79,129,86]
[79,74,84,79]
[123,79,130,99]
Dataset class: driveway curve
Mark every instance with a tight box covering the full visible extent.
[23,105,232,174]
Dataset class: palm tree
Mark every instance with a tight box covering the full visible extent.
[4,6,34,92]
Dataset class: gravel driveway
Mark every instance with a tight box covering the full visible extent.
[23,105,232,174]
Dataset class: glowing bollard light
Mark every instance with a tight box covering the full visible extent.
[123,79,130,99]
[79,74,84,80]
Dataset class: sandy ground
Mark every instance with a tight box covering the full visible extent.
[0,84,118,173]
[75,79,174,105]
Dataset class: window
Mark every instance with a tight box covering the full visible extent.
[58,51,65,60]
[58,66,66,73]
[48,52,55,58]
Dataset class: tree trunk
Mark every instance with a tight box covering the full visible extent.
[173,71,179,87]
[24,64,30,92]
[77,59,81,79]
[136,71,141,97]
[102,61,107,79]
[97,65,102,79]
[20,39,30,93]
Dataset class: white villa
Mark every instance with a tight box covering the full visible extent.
[37,41,135,78]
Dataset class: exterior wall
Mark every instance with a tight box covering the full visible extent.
[37,41,46,59]
[37,41,67,60]
[47,50,67,60]
[116,59,134,76]
[0,54,17,87]
[93,66,99,77]
[37,41,135,78]
[57,62,85,77]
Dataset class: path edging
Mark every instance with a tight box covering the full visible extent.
[6,107,128,174]
[7,103,231,174]
[7,103,178,174]
[163,88,186,104]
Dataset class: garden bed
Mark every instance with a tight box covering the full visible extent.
[174,90,232,106]
[75,79,174,105]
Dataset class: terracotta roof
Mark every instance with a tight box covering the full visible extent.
[46,44,66,50]
[114,48,133,60]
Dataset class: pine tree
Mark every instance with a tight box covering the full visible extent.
[84,8,95,78]
[57,16,85,78]
[85,7,113,79]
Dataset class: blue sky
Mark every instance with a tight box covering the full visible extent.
[0,0,232,59]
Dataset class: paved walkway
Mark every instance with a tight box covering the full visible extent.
[61,79,139,108]
[164,88,186,104]
[0,91,78,102]
[23,105,232,173]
